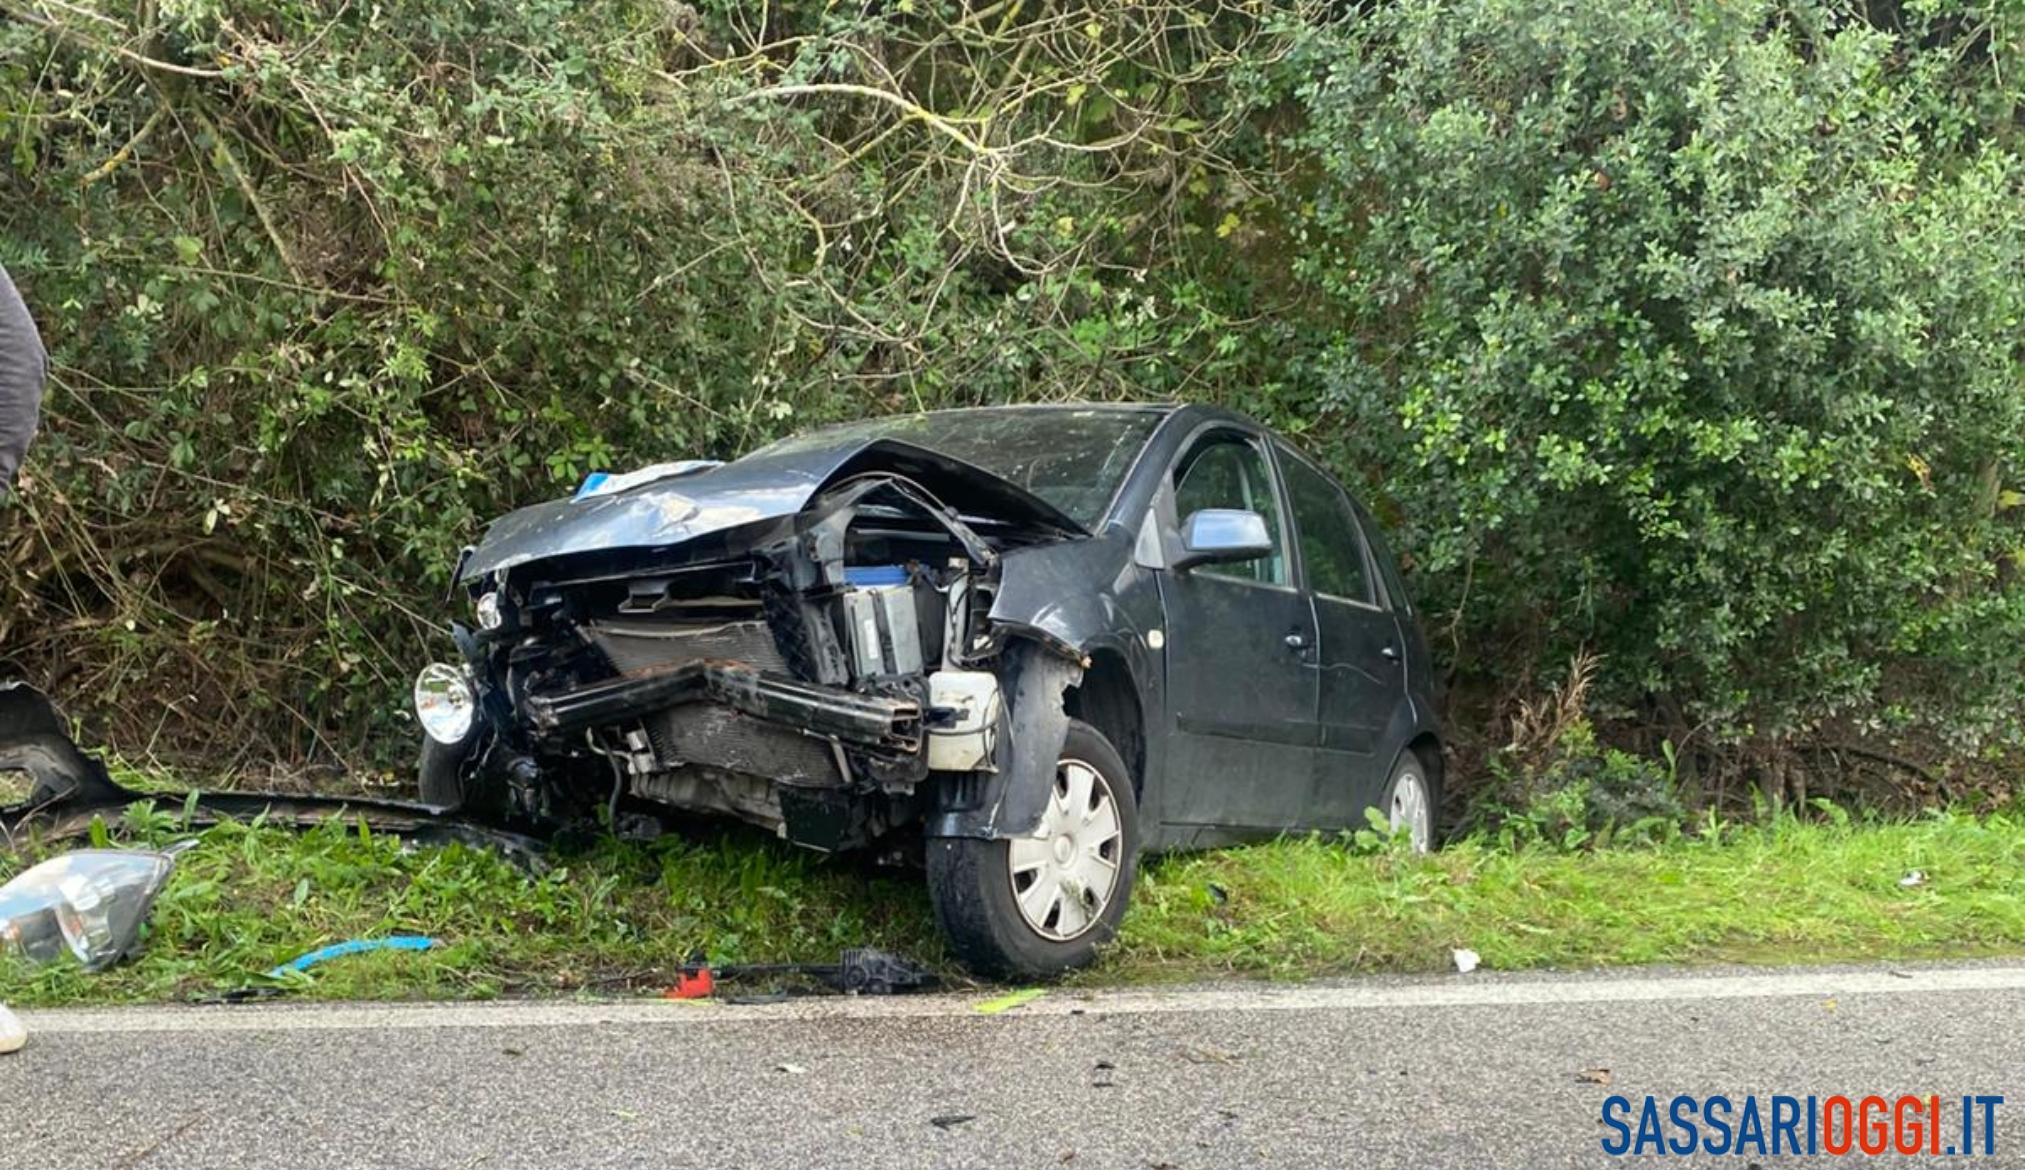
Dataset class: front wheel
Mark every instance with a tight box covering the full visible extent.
[926,719,1140,979]
[416,733,471,809]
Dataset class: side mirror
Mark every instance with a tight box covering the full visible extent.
[1174,508,1273,571]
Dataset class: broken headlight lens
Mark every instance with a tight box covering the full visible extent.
[0,849,176,971]
[475,590,504,631]
[414,663,476,745]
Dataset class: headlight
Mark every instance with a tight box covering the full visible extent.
[475,590,503,631]
[414,663,476,745]
[0,849,177,971]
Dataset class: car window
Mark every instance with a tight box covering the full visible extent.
[1279,451,1372,604]
[1172,434,1287,585]
[1353,497,1412,613]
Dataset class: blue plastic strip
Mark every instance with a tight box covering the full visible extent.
[266,935,438,978]
[843,565,909,587]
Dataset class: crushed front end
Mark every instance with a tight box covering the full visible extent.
[417,459,1033,853]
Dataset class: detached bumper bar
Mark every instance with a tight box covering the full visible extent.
[522,660,922,752]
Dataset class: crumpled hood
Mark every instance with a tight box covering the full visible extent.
[460,438,1086,581]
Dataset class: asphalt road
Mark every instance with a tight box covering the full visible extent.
[3,963,2021,1169]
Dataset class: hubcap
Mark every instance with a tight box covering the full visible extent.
[1007,757,1124,941]
[1389,770,1432,853]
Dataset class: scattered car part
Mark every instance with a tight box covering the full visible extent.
[0,689,548,874]
[0,1003,21,1054]
[3,780,549,869]
[266,935,438,978]
[0,848,176,970]
[0,681,119,814]
[812,947,937,995]
[671,947,938,999]
[665,963,714,1000]
[972,986,1048,1015]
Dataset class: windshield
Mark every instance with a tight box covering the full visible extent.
[754,407,1163,527]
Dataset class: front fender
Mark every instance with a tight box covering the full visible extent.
[986,532,1142,652]
[925,640,1082,840]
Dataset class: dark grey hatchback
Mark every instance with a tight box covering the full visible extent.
[412,404,1442,976]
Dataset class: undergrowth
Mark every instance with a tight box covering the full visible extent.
[2,801,2018,1006]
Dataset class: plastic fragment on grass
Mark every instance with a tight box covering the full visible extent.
[1899,870,1927,888]
[1452,948,1481,974]
[975,987,1047,1014]
[0,848,177,971]
[266,935,438,978]
[0,1003,24,1055]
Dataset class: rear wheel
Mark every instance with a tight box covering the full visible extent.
[926,719,1139,979]
[1382,747,1438,853]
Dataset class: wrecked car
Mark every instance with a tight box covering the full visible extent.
[413,404,1442,976]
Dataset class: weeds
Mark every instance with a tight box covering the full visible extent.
[3,802,2019,1006]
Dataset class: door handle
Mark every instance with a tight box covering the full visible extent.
[1381,644,1399,662]
[1284,632,1307,651]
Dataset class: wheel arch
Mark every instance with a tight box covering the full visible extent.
[1063,647,1145,800]
[1404,730,1444,793]
[1393,730,1447,838]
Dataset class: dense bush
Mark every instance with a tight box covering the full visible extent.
[1279,0,2025,793]
[1,0,2019,800]
[0,0,1282,767]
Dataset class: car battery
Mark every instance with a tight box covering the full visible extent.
[841,571,925,678]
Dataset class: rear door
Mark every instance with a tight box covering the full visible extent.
[1154,428,1319,840]
[1275,446,1406,829]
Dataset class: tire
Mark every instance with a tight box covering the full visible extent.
[926,719,1140,980]
[1381,746,1439,853]
[417,733,471,809]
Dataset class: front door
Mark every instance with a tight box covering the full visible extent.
[1155,430,1319,840]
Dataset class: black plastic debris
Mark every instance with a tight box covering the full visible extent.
[670,947,938,1000]
[0,684,546,868]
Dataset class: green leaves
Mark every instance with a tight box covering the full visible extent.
[1,0,1298,768]
[2,0,2016,782]
[1287,0,2025,755]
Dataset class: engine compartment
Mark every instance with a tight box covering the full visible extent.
[449,473,1017,850]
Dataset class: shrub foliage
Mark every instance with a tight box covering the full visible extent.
[1,0,2020,796]
[1281,0,2025,792]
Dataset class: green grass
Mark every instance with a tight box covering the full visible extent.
[2,805,2020,1006]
